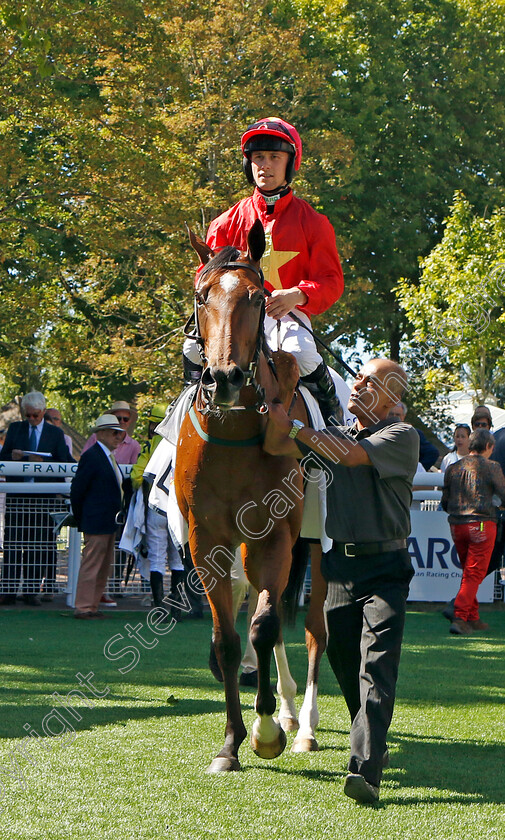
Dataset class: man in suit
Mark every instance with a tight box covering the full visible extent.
[0,391,73,606]
[71,414,125,619]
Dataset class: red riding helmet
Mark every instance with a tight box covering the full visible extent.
[241,117,302,185]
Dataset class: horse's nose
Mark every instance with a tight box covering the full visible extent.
[222,366,245,390]
[201,366,217,390]
[202,365,245,391]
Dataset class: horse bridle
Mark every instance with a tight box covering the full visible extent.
[183,260,271,414]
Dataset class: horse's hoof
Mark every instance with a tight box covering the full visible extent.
[250,718,287,759]
[279,715,299,733]
[291,735,319,753]
[206,756,241,773]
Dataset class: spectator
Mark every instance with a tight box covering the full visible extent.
[471,405,493,431]
[491,426,505,477]
[71,414,125,619]
[45,408,73,456]
[0,429,5,550]
[387,401,439,470]
[82,400,140,602]
[440,424,471,472]
[265,358,419,804]
[489,426,505,576]
[0,391,73,606]
[442,429,505,635]
[82,400,141,464]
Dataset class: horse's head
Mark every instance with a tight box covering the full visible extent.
[188,220,266,411]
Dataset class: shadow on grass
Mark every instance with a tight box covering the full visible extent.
[381,730,505,805]
[0,697,234,740]
[244,764,344,782]
[251,733,504,806]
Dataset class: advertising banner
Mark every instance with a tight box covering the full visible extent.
[407,510,495,603]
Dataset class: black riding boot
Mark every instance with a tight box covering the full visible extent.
[169,569,186,622]
[183,355,203,387]
[301,361,343,425]
[150,571,170,622]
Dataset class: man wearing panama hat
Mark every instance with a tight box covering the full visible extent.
[81,400,141,464]
[71,415,126,619]
[81,401,141,603]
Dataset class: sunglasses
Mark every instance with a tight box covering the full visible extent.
[455,424,470,431]
[112,430,125,436]
[115,415,130,422]
[473,420,491,428]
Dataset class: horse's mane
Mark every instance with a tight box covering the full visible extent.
[200,246,240,279]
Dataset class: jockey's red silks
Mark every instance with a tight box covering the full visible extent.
[204,187,344,318]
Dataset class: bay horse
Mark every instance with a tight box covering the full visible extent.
[175,219,326,771]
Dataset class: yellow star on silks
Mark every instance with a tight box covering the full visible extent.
[261,231,299,290]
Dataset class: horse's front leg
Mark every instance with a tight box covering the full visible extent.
[292,543,327,753]
[249,587,287,759]
[190,531,247,772]
[246,536,292,760]
[207,588,247,772]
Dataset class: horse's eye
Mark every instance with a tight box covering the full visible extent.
[195,290,206,306]
[249,291,264,307]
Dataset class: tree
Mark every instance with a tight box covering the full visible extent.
[290,0,505,359]
[397,193,505,409]
[0,0,347,427]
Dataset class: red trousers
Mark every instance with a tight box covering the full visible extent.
[450,521,496,621]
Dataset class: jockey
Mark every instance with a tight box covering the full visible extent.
[183,116,345,422]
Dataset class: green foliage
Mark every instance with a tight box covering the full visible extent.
[291,0,505,360]
[0,0,344,417]
[397,193,505,404]
[1,0,505,418]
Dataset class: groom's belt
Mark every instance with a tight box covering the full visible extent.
[332,539,407,557]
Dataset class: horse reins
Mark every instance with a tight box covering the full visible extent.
[263,288,357,378]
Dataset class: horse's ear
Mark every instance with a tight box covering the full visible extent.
[186,223,214,265]
[246,219,265,263]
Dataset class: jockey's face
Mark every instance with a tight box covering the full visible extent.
[250,150,290,192]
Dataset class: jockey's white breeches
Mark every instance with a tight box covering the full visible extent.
[183,309,322,377]
[146,507,184,575]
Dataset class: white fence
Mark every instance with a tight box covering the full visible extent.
[0,461,145,608]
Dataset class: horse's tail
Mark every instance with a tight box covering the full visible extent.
[281,536,311,625]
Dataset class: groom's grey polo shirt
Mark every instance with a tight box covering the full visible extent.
[298,420,419,544]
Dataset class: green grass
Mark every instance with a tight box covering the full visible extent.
[1,607,504,839]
